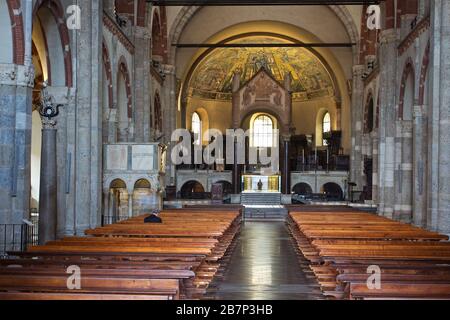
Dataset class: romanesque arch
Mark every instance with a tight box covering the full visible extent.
[419,41,430,106]
[33,0,73,87]
[399,58,415,120]
[5,0,24,65]
[151,6,168,63]
[102,41,113,110]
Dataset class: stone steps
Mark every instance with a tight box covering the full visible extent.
[244,206,288,220]
[241,192,282,206]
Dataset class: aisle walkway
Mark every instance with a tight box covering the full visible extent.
[212,221,323,300]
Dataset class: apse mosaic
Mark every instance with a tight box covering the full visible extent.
[188,36,335,101]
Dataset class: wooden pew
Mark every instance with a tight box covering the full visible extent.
[0,208,242,300]
[287,209,450,300]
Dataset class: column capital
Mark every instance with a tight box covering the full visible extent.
[379,29,398,44]
[281,134,291,142]
[134,26,151,40]
[370,129,379,140]
[0,63,35,87]
[107,108,117,121]
[162,64,176,76]
[413,105,427,118]
[42,118,57,129]
[352,64,365,76]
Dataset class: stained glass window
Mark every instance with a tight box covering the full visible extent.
[323,112,331,146]
[253,115,274,148]
[192,112,202,145]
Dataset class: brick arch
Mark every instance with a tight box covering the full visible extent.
[418,40,430,106]
[34,16,52,85]
[399,0,418,16]
[384,0,396,29]
[151,6,168,63]
[118,56,132,119]
[102,40,113,110]
[137,0,147,27]
[398,57,415,120]
[359,5,377,63]
[6,0,24,65]
[33,0,73,87]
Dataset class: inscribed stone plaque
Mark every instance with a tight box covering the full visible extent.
[132,145,154,171]
[107,145,128,170]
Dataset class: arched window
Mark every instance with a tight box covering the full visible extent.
[253,115,274,148]
[192,112,202,145]
[322,112,331,146]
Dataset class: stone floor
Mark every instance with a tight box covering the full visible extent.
[210,221,324,300]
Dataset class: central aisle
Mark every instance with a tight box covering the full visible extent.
[211,221,323,300]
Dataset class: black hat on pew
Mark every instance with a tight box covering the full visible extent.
[144,209,162,224]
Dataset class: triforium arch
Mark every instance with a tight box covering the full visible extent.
[102,40,113,110]
[399,57,416,120]
[151,6,168,63]
[117,56,132,119]
[418,40,430,106]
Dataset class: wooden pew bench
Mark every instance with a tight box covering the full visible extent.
[287,210,450,300]
[0,274,181,299]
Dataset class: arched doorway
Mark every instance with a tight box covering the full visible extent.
[216,181,233,195]
[321,183,343,201]
[180,181,206,199]
[292,183,313,196]
[132,179,153,216]
[108,179,129,224]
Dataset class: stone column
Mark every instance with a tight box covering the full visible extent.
[0,64,34,225]
[0,0,33,227]
[233,139,240,194]
[43,86,72,239]
[128,192,133,217]
[107,108,117,143]
[371,131,379,204]
[71,0,103,234]
[350,65,365,191]
[108,189,114,217]
[133,25,151,142]
[103,188,110,223]
[412,105,427,227]
[162,65,177,187]
[428,0,450,234]
[282,137,291,194]
[38,119,57,245]
[396,120,413,222]
[377,29,398,219]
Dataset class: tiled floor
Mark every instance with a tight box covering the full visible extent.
[212,221,323,300]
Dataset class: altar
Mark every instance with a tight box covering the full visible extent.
[242,175,281,193]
